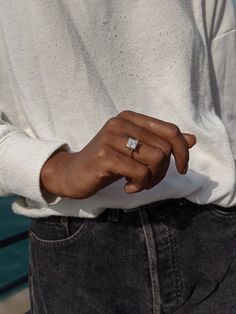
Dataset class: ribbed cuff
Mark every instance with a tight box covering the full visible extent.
[0,132,71,205]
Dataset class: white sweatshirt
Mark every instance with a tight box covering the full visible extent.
[0,0,235,218]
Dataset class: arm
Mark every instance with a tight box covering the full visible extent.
[0,115,69,204]
[0,19,71,205]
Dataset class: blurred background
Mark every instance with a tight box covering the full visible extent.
[0,196,30,314]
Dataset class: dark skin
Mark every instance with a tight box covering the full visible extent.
[40,110,197,199]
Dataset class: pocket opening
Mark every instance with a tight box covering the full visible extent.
[29,217,88,247]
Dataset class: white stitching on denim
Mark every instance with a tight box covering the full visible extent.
[29,220,87,246]
[139,209,161,314]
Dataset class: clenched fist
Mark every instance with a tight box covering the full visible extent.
[40,111,197,199]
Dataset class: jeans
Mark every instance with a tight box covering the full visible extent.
[29,199,236,314]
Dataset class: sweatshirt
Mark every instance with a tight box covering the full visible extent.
[0,0,235,218]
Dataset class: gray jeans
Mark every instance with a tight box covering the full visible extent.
[29,199,236,314]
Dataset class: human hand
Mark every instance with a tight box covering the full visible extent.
[40,110,196,198]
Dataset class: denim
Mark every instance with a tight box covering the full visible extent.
[29,199,236,314]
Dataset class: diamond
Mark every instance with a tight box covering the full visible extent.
[126,137,139,150]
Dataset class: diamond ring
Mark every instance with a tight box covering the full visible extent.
[126,137,139,158]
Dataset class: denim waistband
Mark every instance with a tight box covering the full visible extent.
[107,198,189,221]
[34,198,190,224]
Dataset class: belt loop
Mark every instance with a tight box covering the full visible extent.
[107,208,120,222]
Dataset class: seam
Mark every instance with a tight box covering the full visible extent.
[168,225,182,307]
[29,220,87,247]
[139,209,161,314]
[212,28,236,42]
[0,130,25,145]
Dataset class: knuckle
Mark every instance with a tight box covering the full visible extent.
[168,124,181,138]
[162,143,172,156]
[117,110,132,119]
[104,117,120,132]
[104,152,122,172]
[96,145,110,159]
[147,120,156,130]
[152,148,165,163]
[128,122,139,137]
[150,154,170,177]
[136,166,149,180]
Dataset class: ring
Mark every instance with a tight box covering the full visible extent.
[126,137,139,158]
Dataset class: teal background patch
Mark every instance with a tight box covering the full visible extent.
[0,196,30,299]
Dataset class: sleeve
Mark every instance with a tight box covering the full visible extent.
[0,37,70,206]
[0,125,70,205]
[209,0,236,155]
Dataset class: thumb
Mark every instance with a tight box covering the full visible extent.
[183,133,197,148]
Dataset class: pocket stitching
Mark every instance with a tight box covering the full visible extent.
[29,220,89,247]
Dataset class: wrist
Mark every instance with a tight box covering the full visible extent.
[40,150,73,196]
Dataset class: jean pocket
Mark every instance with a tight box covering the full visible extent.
[29,217,89,248]
[208,204,236,219]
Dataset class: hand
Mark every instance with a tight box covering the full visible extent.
[40,110,197,199]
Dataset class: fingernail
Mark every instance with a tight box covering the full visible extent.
[181,166,188,174]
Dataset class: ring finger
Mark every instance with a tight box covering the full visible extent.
[106,134,169,178]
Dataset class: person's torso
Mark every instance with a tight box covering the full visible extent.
[0,1,235,217]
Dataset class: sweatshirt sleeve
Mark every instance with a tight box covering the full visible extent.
[0,19,71,206]
[0,119,70,205]
[209,0,236,155]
